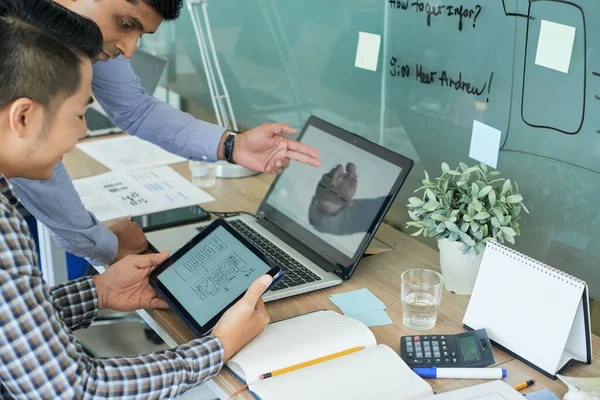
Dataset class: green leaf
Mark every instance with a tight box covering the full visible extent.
[441,178,449,193]
[473,199,483,212]
[423,219,437,228]
[408,210,422,221]
[501,179,512,196]
[491,217,501,228]
[459,162,468,171]
[411,228,424,237]
[480,162,488,174]
[459,231,476,246]
[424,170,430,182]
[506,195,523,204]
[495,231,504,243]
[447,170,462,176]
[473,212,490,220]
[436,222,446,234]
[408,197,424,206]
[425,189,436,202]
[448,231,459,242]
[467,204,476,217]
[521,202,530,214]
[510,222,521,236]
[424,201,438,211]
[481,224,489,237]
[489,171,501,176]
[471,182,480,198]
[431,213,447,222]
[493,208,504,220]
[461,222,469,232]
[441,162,449,173]
[505,234,515,244]
[478,186,493,198]
[444,221,459,232]
[488,190,496,206]
[501,227,517,236]
[470,221,480,232]
[473,230,484,240]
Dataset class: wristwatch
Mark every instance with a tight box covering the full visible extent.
[223,131,239,164]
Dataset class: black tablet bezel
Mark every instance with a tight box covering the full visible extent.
[149,218,282,337]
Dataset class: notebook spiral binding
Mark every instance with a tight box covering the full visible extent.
[486,240,585,288]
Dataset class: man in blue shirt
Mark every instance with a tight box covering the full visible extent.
[11,0,321,266]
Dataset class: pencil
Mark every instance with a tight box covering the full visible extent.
[513,379,535,391]
[258,346,364,380]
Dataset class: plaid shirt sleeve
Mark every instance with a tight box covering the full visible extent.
[0,187,225,399]
[49,276,99,330]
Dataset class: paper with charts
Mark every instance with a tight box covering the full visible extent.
[73,166,214,221]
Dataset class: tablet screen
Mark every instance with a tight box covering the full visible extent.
[156,225,272,326]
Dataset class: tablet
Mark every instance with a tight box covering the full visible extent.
[149,218,283,336]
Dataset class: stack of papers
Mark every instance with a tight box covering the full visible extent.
[73,166,214,221]
[77,136,186,171]
[329,288,393,327]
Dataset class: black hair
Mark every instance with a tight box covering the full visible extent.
[132,0,183,20]
[0,0,103,110]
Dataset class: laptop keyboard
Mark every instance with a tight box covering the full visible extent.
[198,220,322,291]
[85,108,116,131]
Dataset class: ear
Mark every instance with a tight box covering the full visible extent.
[8,98,41,138]
[9,98,34,136]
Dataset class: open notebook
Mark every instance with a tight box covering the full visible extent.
[226,310,433,400]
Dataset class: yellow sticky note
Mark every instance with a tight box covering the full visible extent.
[355,32,381,72]
[535,20,576,74]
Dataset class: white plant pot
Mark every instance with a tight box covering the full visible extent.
[437,238,484,295]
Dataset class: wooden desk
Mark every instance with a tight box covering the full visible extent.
[63,144,600,399]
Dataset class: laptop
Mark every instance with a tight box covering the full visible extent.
[84,49,168,138]
[146,116,414,301]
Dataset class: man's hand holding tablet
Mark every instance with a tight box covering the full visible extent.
[148,218,283,348]
[93,251,273,362]
[212,274,272,361]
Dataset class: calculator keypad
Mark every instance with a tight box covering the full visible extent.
[403,335,458,366]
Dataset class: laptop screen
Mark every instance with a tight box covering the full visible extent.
[260,116,413,275]
[129,50,168,95]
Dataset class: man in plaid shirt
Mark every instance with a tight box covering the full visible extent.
[0,1,272,398]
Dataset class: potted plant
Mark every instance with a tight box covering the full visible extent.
[406,162,529,294]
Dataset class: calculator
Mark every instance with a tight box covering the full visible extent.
[400,329,495,368]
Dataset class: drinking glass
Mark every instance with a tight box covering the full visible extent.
[401,269,444,330]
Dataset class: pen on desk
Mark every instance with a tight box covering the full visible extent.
[513,379,535,391]
[258,346,364,380]
[412,367,507,380]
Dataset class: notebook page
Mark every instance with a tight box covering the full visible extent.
[227,310,376,383]
[249,345,433,400]
[463,242,584,375]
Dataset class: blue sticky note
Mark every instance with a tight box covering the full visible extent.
[469,120,501,168]
[524,389,560,400]
[349,310,394,327]
[329,288,386,316]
